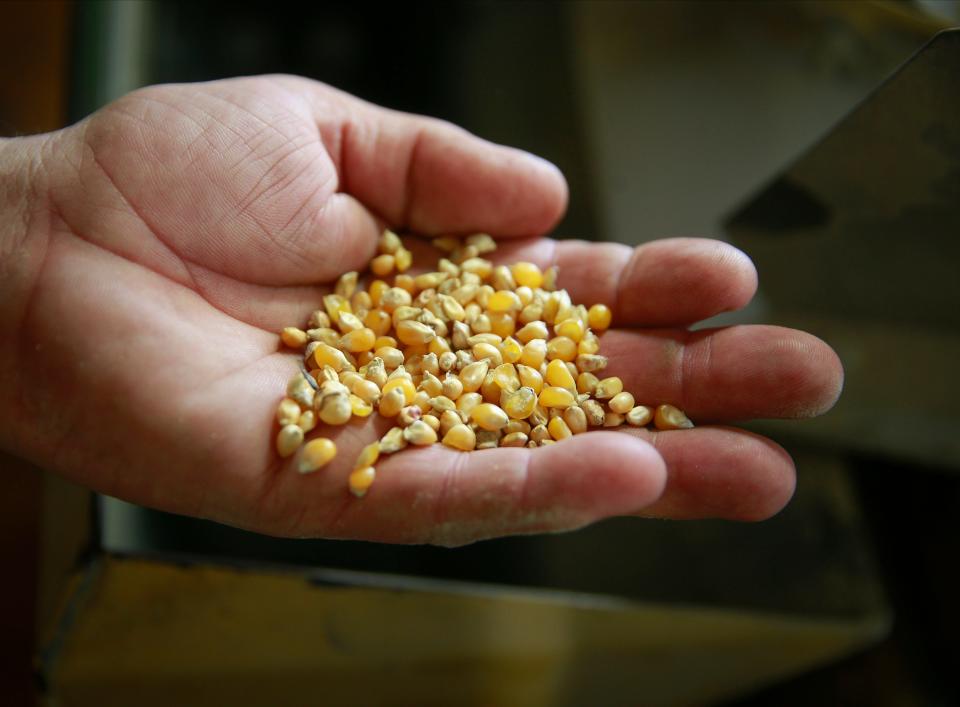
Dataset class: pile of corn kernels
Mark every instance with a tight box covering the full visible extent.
[275,230,693,497]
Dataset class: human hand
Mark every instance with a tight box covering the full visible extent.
[0,76,842,545]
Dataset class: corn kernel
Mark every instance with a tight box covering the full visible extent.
[577,372,599,395]
[488,311,516,339]
[378,386,406,417]
[382,377,416,405]
[519,339,547,368]
[276,424,305,458]
[349,394,374,417]
[582,399,606,427]
[548,416,572,441]
[439,409,462,437]
[404,419,438,445]
[654,404,694,430]
[340,327,376,353]
[396,319,436,346]
[576,354,608,373]
[609,391,635,414]
[595,377,624,399]
[371,254,395,277]
[488,290,522,312]
[626,405,653,427]
[603,412,625,427]
[422,414,441,432]
[555,318,584,342]
[471,403,510,431]
[502,387,537,419]
[516,321,548,343]
[578,333,600,355]
[563,406,588,434]
[318,392,352,425]
[480,372,502,403]
[456,392,484,419]
[379,229,402,254]
[299,438,337,473]
[395,246,413,272]
[312,343,349,372]
[297,410,317,433]
[545,359,576,389]
[349,467,376,497]
[530,424,550,444]
[493,363,520,392]
[501,431,529,447]
[443,424,477,451]
[308,310,332,329]
[546,336,577,362]
[374,346,404,370]
[503,419,531,436]
[276,398,301,426]
[472,342,503,366]
[281,327,308,349]
[538,386,576,409]
[323,294,352,325]
[588,303,612,331]
[459,360,489,393]
[511,262,543,289]
[379,426,408,454]
[516,364,544,394]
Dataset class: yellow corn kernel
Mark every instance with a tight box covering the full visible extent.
[548,416,572,441]
[460,257,493,279]
[519,339,547,368]
[379,287,412,313]
[488,311,516,339]
[382,377,416,405]
[459,360,489,393]
[312,343,349,372]
[318,393,352,425]
[419,371,443,398]
[581,399,606,427]
[379,426,408,454]
[491,265,516,291]
[377,386,406,418]
[403,343,429,359]
[348,394,373,417]
[438,374,461,400]
[422,414,441,432]
[466,233,497,254]
[374,346,404,369]
[578,333,600,355]
[372,336,397,350]
[297,410,317,433]
[595,376,624,399]
[588,303,612,331]
[428,335,452,356]
[488,290,522,313]
[396,320,436,346]
[472,342,503,366]
[377,228,400,254]
[438,351,457,372]
[394,246,413,272]
[603,412,625,427]
[298,438,337,473]
[467,332,502,346]
[538,386,576,409]
[577,371,599,395]
[626,405,653,427]
[555,318,584,342]
[351,379,381,406]
[308,309,332,329]
[498,336,522,364]
[516,364,544,394]
[323,294,352,325]
[503,419,531,436]
[368,279,389,306]
[404,419,438,445]
[493,363,520,392]
[281,327,308,349]
[393,276,414,296]
[511,261,543,289]
[371,254,395,277]
[455,392,483,419]
[340,327,376,353]
[563,406,588,434]
[470,403,510,430]
[276,424,304,458]
[515,321,548,343]
[336,311,363,334]
[608,391,635,414]
[363,309,392,337]
[479,371,501,403]
[545,359,576,389]
[442,424,477,451]
[530,424,550,444]
[349,467,376,497]
[654,404,694,430]
[576,354,608,373]
[502,387,537,419]
[546,336,577,362]
[276,398,301,426]
[501,431,528,447]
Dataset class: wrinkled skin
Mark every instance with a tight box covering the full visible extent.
[0,76,843,546]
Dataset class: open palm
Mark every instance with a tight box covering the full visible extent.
[14,76,841,545]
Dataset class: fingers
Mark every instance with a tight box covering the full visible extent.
[628,426,796,521]
[283,432,666,546]
[598,325,844,422]
[493,237,759,327]
[296,79,568,238]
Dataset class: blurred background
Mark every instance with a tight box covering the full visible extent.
[2,1,959,705]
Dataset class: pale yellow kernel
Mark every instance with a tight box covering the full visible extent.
[582,399,606,427]
[654,404,694,430]
[308,309,332,329]
[626,405,653,427]
[429,336,452,356]
[595,377,624,400]
[455,392,484,419]
[323,294,352,324]
[576,354,608,373]
[276,398,301,426]
[555,318,584,342]
[503,419,531,435]
[379,229,402,254]
[472,342,503,366]
[379,287,412,313]
[511,262,543,289]
[577,371,600,395]
[349,467,376,497]
[538,386,576,409]
[501,431,529,447]
[378,386,406,417]
[374,346,404,369]
[394,246,413,272]
[471,403,509,431]
[603,412,626,427]
[421,414,441,432]
[382,377,416,405]
[546,336,577,362]
[459,360,490,393]
[297,410,317,433]
[563,406,588,435]
[502,387,537,419]
[516,321,549,343]
[488,311,516,339]
[588,303,613,331]
[298,438,337,473]
[578,333,601,355]
[548,416,572,441]
[530,424,550,444]
[545,359,576,389]
[349,394,374,417]
[340,327,376,353]
[517,364,544,394]
[276,424,304,458]
[371,254,395,277]
[336,311,364,334]
[499,336,523,364]
[396,319,436,346]
[368,279,389,306]
[519,339,547,368]
[480,371,502,403]
[379,426,408,454]
[487,290,522,312]
[608,391,636,414]
[442,424,477,451]
[493,363,520,392]
[281,327,308,349]
[318,393,352,425]
[404,419,438,445]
